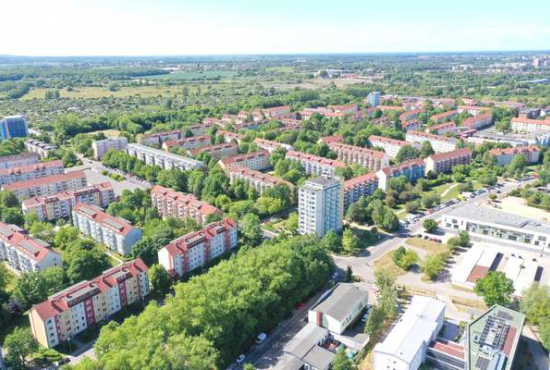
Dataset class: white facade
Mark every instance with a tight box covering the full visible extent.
[25,139,57,158]
[0,153,39,170]
[374,296,445,370]
[405,131,457,153]
[92,137,128,160]
[0,160,64,186]
[127,143,204,171]
[298,177,343,238]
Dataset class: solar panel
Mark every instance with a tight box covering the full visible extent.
[476,356,490,370]
[497,311,514,321]
[19,240,41,255]
[103,218,124,230]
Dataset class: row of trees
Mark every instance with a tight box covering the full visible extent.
[72,235,333,369]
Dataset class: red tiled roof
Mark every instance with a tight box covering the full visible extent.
[188,142,238,157]
[344,172,378,190]
[22,182,113,208]
[0,160,63,176]
[466,265,489,283]
[428,148,472,162]
[151,185,221,217]
[163,135,210,149]
[2,171,86,191]
[430,110,458,121]
[73,203,136,237]
[511,117,550,126]
[489,145,540,157]
[463,114,493,128]
[286,150,346,168]
[407,131,457,143]
[164,219,236,257]
[329,142,388,159]
[458,105,490,111]
[319,135,344,144]
[429,121,457,131]
[219,150,269,166]
[430,340,465,359]
[379,159,425,176]
[229,166,294,189]
[0,222,58,263]
[368,135,408,147]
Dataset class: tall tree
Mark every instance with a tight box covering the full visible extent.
[475,271,514,306]
[4,328,38,369]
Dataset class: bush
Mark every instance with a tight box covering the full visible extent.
[392,246,418,270]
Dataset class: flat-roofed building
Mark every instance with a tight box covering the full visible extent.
[0,160,64,186]
[72,204,142,255]
[466,305,524,370]
[2,171,87,201]
[368,135,412,158]
[511,117,550,133]
[328,142,390,171]
[457,105,491,116]
[430,110,458,124]
[29,259,149,348]
[425,148,472,174]
[126,144,204,171]
[286,150,346,178]
[253,138,294,153]
[281,323,335,370]
[162,135,211,152]
[298,177,343,238]
[406,131,458,153]
[188,142,238,159]
[376,159,425,191]
[158,219,238,278]
[343,173,378,209]
[0,115,28,139]
[0,222,62,274]
[25,139,57,158]
[308,283,369,335]
[150,185,222,225]
[218,150,271,172]
[373,296,445,370]
[228,166,294,195]
[442,203,550,253]
[92,137,128,160]
[488,145,540,166]
[138,129,184,147]
[22,182,115,222]
[463,114,493,130]
[0,153,39,170]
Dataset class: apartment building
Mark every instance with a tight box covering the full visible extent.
[263,105,291,119]
[402,119,421,132]
[187,142,238,159]
[462,113,493,130]
[286,151,346,178]
[367,91,380,107]
[22,183,116,222]
[29,259,149,348]
[189,122,215,136]
[25,139,57,158]
[368,135,412,158]
[376,159,425,190]
[328,142,390,171]
[126,144,204,171]
[150,185,222,225]
[406,131,458,153]
[138,129,184,147]
[158,219,238,278]
[253,138,294,153]
[281,118,302,131]
[0,160,64,186]
[428,121,457,135]
[216,130,245,144]
[0,115,28,139]
[298,177,343,238]
[0,222,62,274]
[430,110,457,124]
[228,166,294,195]
[425,148,472,174]
[2,171,87,201]
[374,296,445,370]
[442,203,550,253]
[511,117,550,133]
[0,152,40,170]
[488,145,540,166]
[399,108,426,122]
[343,173,378,209]
[162,135,211,152]
[92,137,128,160]
[72,204,142,256]
[457,105,491,116]
[318,135,344,145]
[218,150,271,172]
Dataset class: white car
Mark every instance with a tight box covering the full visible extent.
[361,313,369,323]
[236,354,246,363]
[255,332,267,344]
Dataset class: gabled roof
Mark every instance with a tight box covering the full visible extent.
[2,171,85,191]
[73,203,136,236]
[286,151,346,168]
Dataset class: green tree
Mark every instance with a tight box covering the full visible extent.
[392,247,418,270]
[475,271,514,306]
[13,267,66,309]
[342,228,359,255]
[395,145,421,164]
[375,268,396,290]
[519,284,550,326]
[284,212,299,234]
[379,285,398,319]
[365,306,385,336]
[420,141,435,158]
[66,248,111,284]
[322,230,341,252]
[421,193,441,209]
[423,219,438,233]
[422,255,446,281]
[149,264,172,298]
[4,327,39,369]
[345,265,354,282]
[541,322,550,351]
[332,348,354,370]
[240,213,262,246]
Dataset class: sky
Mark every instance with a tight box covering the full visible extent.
[2,0,550,56]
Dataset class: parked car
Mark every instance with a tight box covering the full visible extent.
[256,332,267,344]
[361,313,369,323]
[236,354,246,363]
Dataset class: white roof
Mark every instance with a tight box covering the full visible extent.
[451,245,497,286]
[374,296,445,365]
[505,257,538,297]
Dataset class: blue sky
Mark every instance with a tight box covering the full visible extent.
[2,0,550,56]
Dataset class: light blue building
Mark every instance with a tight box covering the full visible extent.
[0,115,28,139]
[367,91,380,108]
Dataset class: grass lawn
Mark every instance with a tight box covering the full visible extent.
[266,66,295,73]
[146,70,237,81]
[374,251,406,277]
[5,268,17,293]
[89,129,122,138]
[22,85,184,100]
[406,237,451,255]
[349,226,383,249]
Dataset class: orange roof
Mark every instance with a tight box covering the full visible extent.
[407,131,457,143]
[344,172,378,190]
[463,114,493,128]
[0,222,58,263]
[0,160,63,176]
[430,110,458,121]
[286,150,346,168]
[228,166,294,189]
[511,117,550,126]
[3,171,85,191]
[219,150,269,166]
[188,142,237,157]
[151,185,222,217]
[368,135,409,147]
[164,219,236,257]
[328,142,388,159]
[22,182,113,208]
[379,159,425,176]
[489,145,540,157]
[319,135,344,144]
[429,121,457,131]
[428,148,472,162]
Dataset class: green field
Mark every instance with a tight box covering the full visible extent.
[147,70,237,81]
[23,85,184,100]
